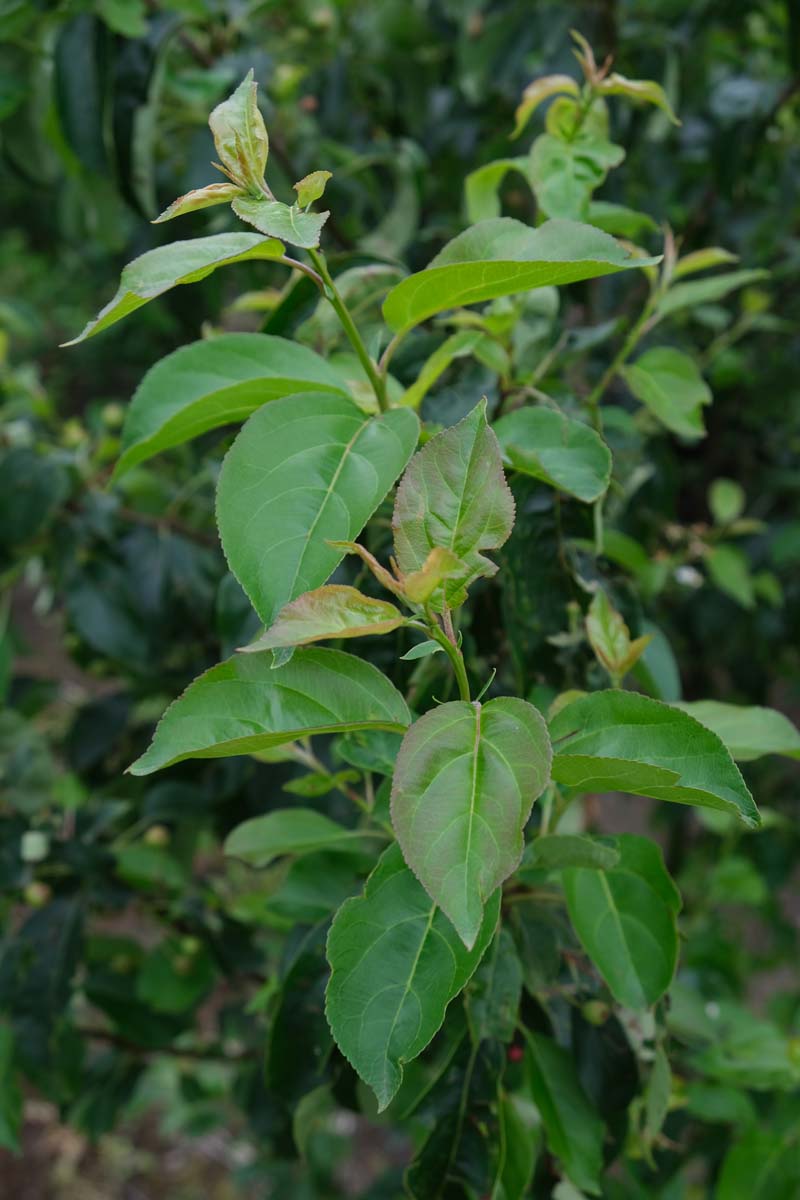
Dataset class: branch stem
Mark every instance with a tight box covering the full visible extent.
[308,248,388,411]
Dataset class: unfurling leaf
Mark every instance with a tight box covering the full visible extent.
[241,585,405,652]
[392,400,514,610]
[494,407,611,503]
[216,392,419,627]
[549,690,760,827]
[391,697,552,948]
[586,590,652,685]
[513,74,581,138]
[325,843,499,1109]
[402,548,463,604]
[153,182,243,224]
[620,346,712,440]
[563,834,681,1009]
[128,647,411,775]
[597,73,680,125]
[209,69,269,192]
[232,194,329,250]
[62,234,284,345]
[294,170,332,207]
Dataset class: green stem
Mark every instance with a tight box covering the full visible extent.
[430,622,471,702]
[585,303,654,433]
[308,247,388,412]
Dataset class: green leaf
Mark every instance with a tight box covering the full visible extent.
[466,927,523,1043]
[325,843,499,1110]
[585,590,651,683]
[217,392,419,626]
[587,200,659,239]
[62,233,285,345]
[382,218,661,334]
[0,1022,22,1152]
[673,247,739,279]
[522,1030,605,1195]
[717,1127,800,1200]
[620,347,712,439]
[242,585,405,652]
[294,170,332,207]
[643,1044,672,1149]
[709,477,746,524]
[656,268,769,319]
[549,690,759,827]
[563,834,680,1009]
[400,639,443,662]
[494,407,611,503]
[208,70,269,192]
[152,182,243,224]
[526,834,620,871]
[597,73,680,124]
[224,808,382,867]
[529,133,625,221]
[464,158,530,222]
[672,701,800,762]
[128,646,411,775]
[707,544,755,608]
[497,1092,541,1200]
[401,329,485,408]
[114,333,349,478]
[137,938,215,1014]
[393,400,514,610]
[391,696,551,948]
[232,194,329,250]
[513,74,581,138]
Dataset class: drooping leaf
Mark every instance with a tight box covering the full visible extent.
[325,843,499,1110]
[232,194,329,250]
[114,333,349,478]
[401,329,485,408]
[294,170,332,207]
[672,701,800,762]
[563,834,681,1009]
[391,697,551,948]
[523,1030,605,1196]
[597,73,680,124]
[464,158,530,222]
[208,69,269,191]
[382,218,661,334]
[656,268,769,319]
[549,690,759,827]
[128,647,411,775]
[513,74,581,138]
[216,392,419,626]
[494,407,611,502]
[392,399,514,610]
[224,808,383,867]
[466,926,523,1043]
[62,233,285,345]
[152,182,242,224]
[497,1091,541,1200]
[620,347,712,439]
[242,585,405,652]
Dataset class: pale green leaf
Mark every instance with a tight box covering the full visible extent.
[529,133,624,221]
[392,399,514,610]
[656,268,769,319]
[672,701,800,762]
[208,70,269,191]
[598,73,680,124]
[224,808,382,867]
[217,392,419,626]
[325,843,499,1110]
[673,247,738,279]
[620,347,712,439]
[232,194,329,249]
[707,544,755,608]
[494,407,611,502]
[585,589,651,682]
[644,1044,672,1144]
[709,477,745,525]
[128,646,411,775]
[294,170,332,207]
[464,158,530,222]
[242,585,405,652]
[523,1030,605,1195]
[400,640,443,662]
[114,333,349,479]
[563,834,681,1009]
[382,218,661,335]
[401,329,486,409]
[587,200,659,239]
[62,233,284,345]
[513,74,581,138]
[152,182,243,224]
[391,697,551,948]
[549,689,759,827]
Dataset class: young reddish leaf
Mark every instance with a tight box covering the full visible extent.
[512,74,580,138]
[242,585,404,652]
[208,70,269,192]
[152,182,242,224]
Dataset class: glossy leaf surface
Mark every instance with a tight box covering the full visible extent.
[391,697,551,947]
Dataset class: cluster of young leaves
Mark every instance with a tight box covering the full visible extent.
[2,8,800,1198]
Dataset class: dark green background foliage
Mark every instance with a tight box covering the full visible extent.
[1,1,799,1197]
